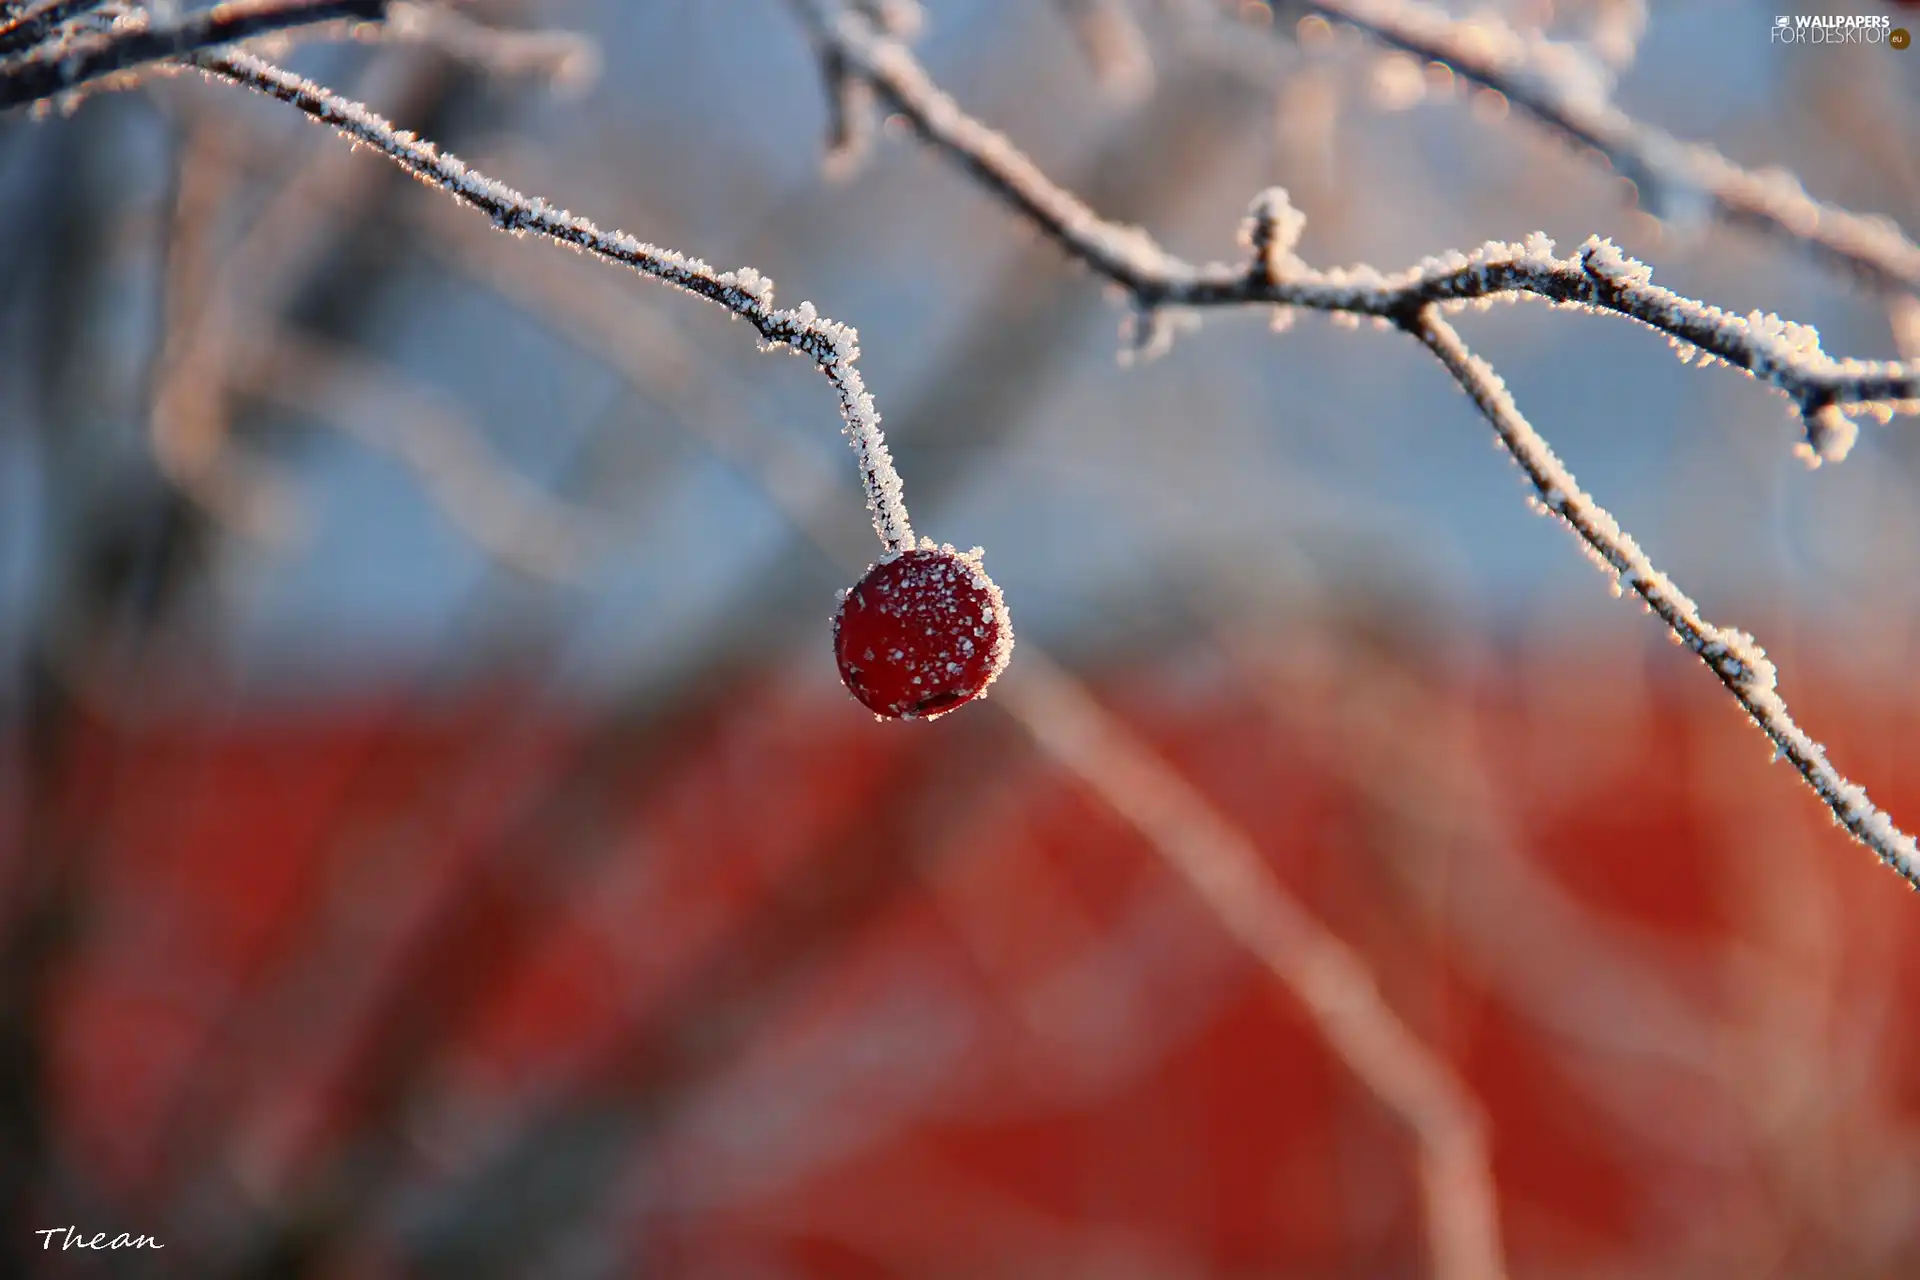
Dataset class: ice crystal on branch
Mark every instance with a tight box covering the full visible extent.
[1240,186,1307,284]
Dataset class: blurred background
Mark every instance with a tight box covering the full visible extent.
[5,0,1920,1275]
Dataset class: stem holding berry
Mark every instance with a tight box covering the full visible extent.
[194,49,985,716]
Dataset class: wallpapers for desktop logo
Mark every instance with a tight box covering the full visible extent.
[1772,13,1905,46]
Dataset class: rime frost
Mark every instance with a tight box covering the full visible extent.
[1415,313,1920,890]
[199,51,917,555]
[831,543,1013,720]
[800,0,1920,887]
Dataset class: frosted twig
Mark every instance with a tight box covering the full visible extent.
[1286,0,1920,295]
[1406,307,1920,891]
[193,49,916,553]
[816,11,1917,460]
[997,651,1505,1280]
[806,3,1920,890]
[0,0,384,110]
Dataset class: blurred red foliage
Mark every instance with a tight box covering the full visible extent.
[24,638,1920,1276]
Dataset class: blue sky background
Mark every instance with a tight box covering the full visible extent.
[6,0,1917,703]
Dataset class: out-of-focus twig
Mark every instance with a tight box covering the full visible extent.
[148,8,600,544]
[149,104,296,541]
[1277,0,1920,295]
[0,0,109,58]
[1055,0,1154,103]
[995,651,1505,1280]
[148,67,403,542]
[152,94,609,581]
[294,0,600,88]
[1581,0,1647,70]
[1239,625,1724,1068]
[234,330,610,582]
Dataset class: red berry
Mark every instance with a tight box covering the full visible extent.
[832,544,1013,720]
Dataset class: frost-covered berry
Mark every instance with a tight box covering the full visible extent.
[832,543,1013,720]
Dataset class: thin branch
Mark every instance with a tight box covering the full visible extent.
[800,24,878,175]
[1286,0,1920,296]
[238,330,609,582]
[1406,306,1920,891]
[149,97,310,542]
[997,651,1505,1280]
[0,0,385,110]
[1224,626,1732,1083]
[1054,0,1154,104]
[801,3,1920,890]
[192,48,916,554]
[818,9,1917,461]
